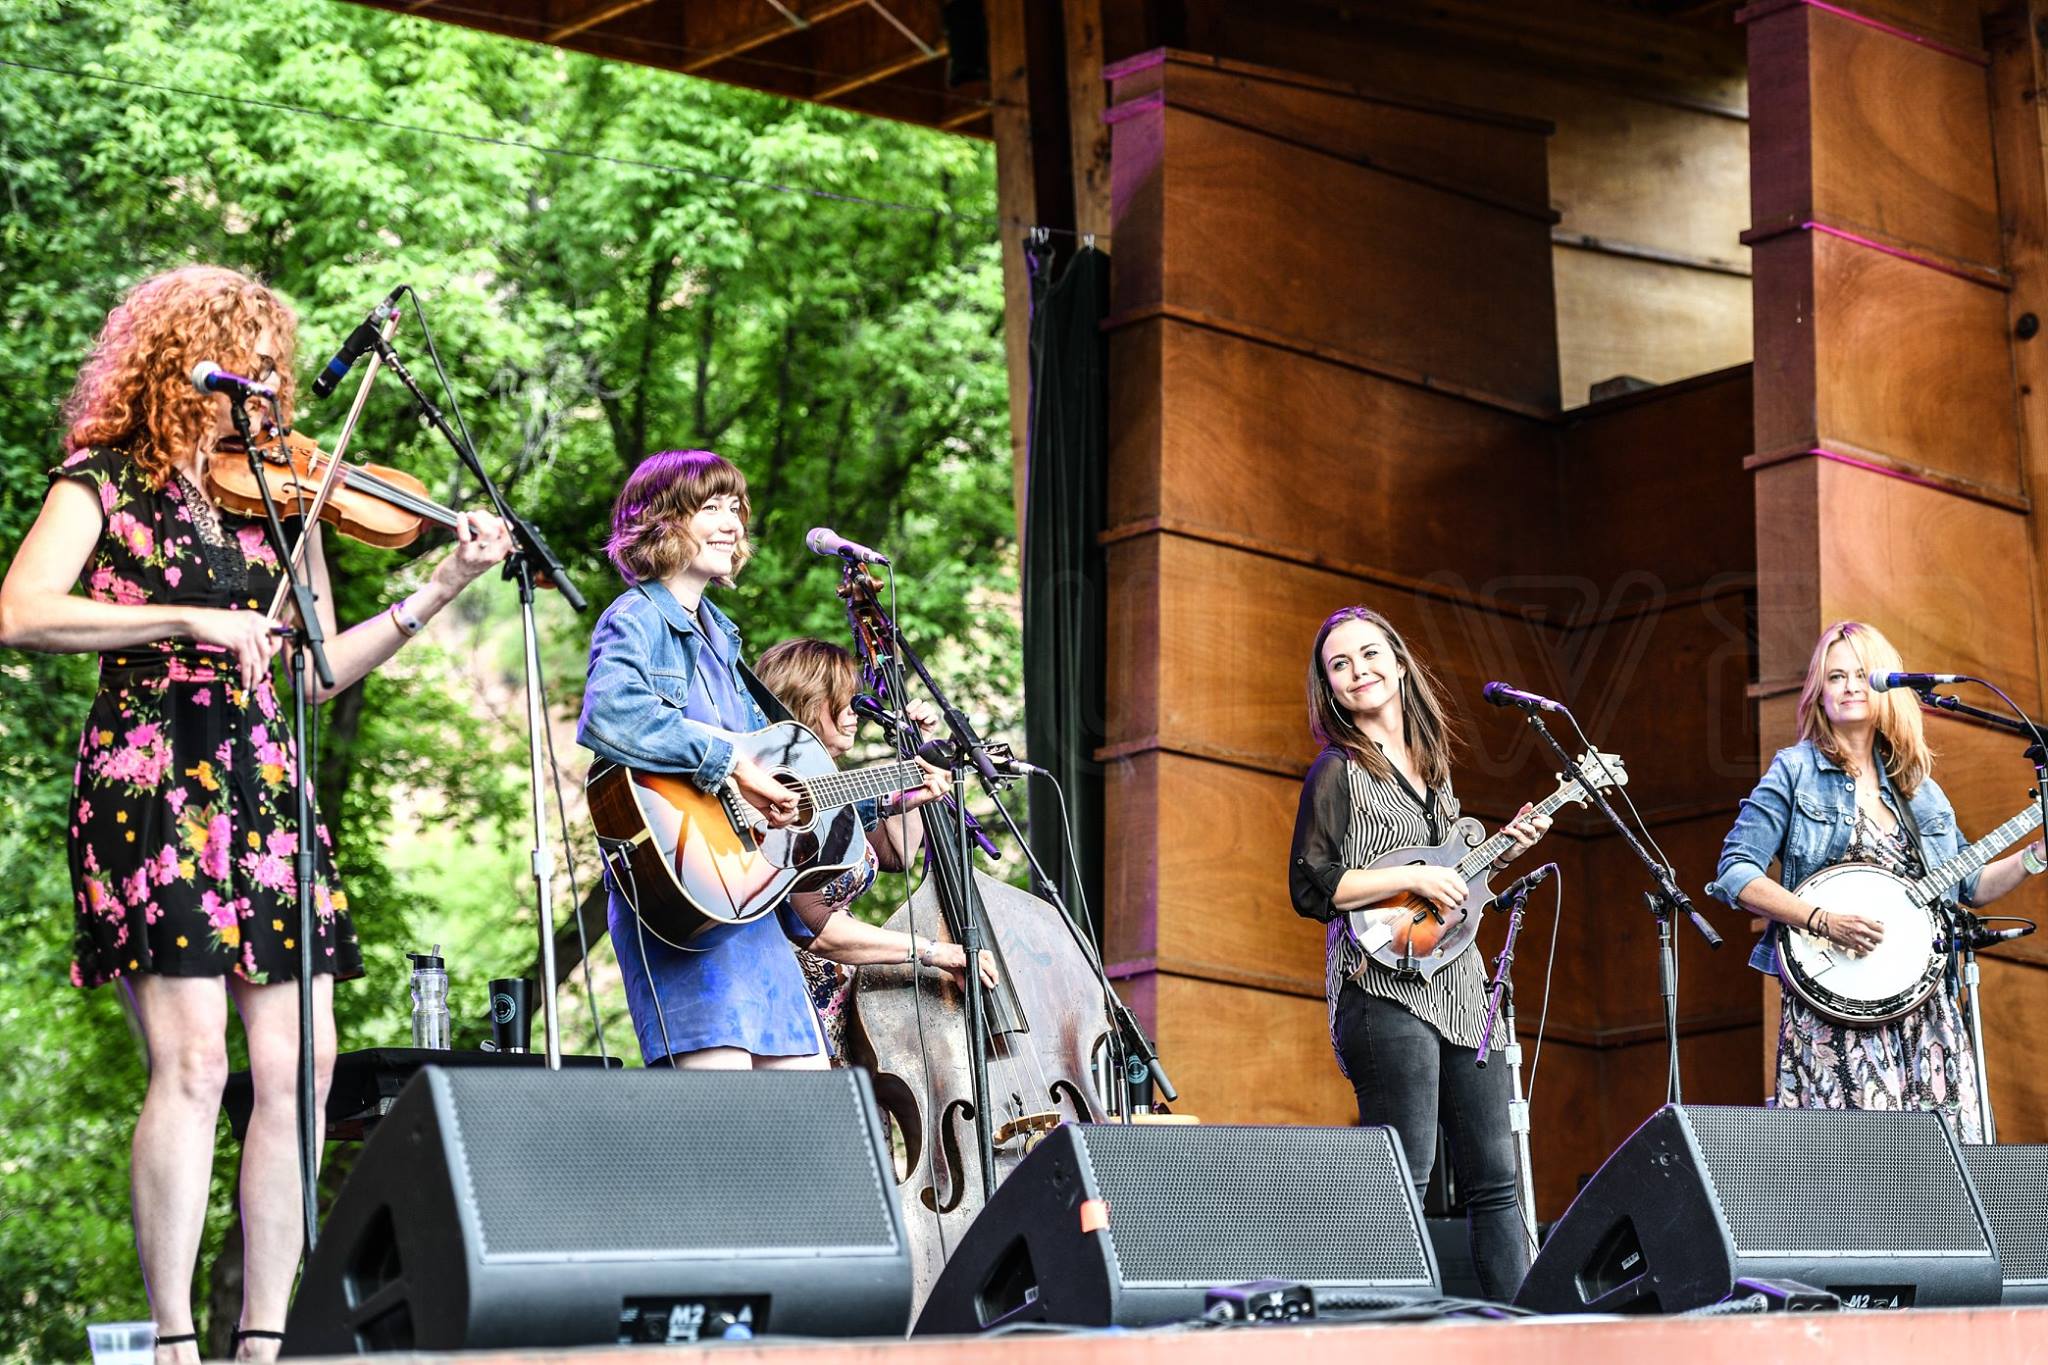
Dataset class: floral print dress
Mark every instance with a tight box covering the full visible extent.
[1776,808,1981,1140]
[53,446,360,989]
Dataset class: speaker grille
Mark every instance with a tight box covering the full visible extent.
[1079,1124,1434,1288]
[1962,1144,2048,1283]
[1683,1106,1987,1256]
[436,1069,900,1262]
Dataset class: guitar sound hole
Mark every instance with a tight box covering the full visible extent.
[776,771,817,826]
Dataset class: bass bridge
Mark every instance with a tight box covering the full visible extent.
[993,1111,1062,1148]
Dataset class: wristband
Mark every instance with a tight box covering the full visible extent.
[1804,906,1822,934]
[2025,845,2047,877]
[387,595,426,638]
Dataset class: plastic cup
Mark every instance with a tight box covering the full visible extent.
[86,1322,155,1365]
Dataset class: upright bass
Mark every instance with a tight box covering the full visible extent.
[835,567,1116,1306]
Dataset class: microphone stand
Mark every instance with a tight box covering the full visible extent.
[228,394,333,1250]
[1913,684,2048,1143]
[365,325,587,1068]
[1522,712,1719,1104]
[1476,876,1541,1257]
[857,702,1170,1116]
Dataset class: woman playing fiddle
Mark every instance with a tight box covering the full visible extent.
[1287,606,1548,1301]
[577,453,989,1071]
[1709,620,2045,1140]
[0,265,512,1363]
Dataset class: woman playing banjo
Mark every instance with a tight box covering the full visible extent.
[1709,620,2045,1140]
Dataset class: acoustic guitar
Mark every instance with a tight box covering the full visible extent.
[587,720,929,946]
[1344,751,1629,979]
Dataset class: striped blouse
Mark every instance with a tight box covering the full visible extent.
[1288,747,1491,1056]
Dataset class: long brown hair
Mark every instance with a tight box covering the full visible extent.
[753,638,859,735]
[1796,620,1933,797]
[1305,605,1459,789]
[64,265,299,487]
[604,450,754,587]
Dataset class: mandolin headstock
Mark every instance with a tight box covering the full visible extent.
[1559,751,1629,805]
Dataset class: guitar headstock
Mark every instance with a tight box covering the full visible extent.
[1559,751,1629,805]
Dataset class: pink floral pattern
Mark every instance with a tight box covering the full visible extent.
[53,447,360,988]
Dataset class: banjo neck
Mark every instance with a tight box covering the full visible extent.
[1911,797,2044,903]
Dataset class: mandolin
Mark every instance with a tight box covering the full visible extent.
[587,720,930,945]
[1345,751,1628,979]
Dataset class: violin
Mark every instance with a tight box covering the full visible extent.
[208,427,465,550]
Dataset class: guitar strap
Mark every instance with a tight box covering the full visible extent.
[737,658,795,726]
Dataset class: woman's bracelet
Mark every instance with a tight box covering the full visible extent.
[2024,844,2047,877]
[1804,906,1822,934]
[387,595,425,639]
[905,941,935,967]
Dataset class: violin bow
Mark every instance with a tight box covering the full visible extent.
[263,306,403,625]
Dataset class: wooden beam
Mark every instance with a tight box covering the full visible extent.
[1063,0,1112,242]
[812,44,947,101]
[545,0,655,42]
[679,0,868,73]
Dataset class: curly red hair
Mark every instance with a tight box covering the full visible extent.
[63,265,298,487]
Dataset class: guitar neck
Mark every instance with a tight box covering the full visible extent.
[798,759,926,813]
[1456,781,1578,880]
[1914,800,2045,902]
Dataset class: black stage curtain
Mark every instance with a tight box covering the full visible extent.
[1022,243,1109,941]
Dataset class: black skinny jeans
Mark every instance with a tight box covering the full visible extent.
[1334,981,1531,1301]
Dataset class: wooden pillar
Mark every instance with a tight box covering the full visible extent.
[1099,49,1562,1128]
[1742,0,2048,1120]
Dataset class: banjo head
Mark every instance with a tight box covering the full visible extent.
[1780,863,1947,1025]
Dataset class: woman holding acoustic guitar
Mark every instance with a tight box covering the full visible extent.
[1287,605,1548,1301]
[577,451,987,1071]
[1710,620,2044,1141]
[0,264,513,1364]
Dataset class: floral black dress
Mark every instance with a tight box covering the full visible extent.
[53,446,360,989]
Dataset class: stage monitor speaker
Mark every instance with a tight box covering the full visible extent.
[1960,1143,2048,1305]
[283,1067,910,1354]
[1515,1104,2000,1314]
[911,1122,1439,1334]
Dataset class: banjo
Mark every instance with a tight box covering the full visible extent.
[1779,797,2043,1025]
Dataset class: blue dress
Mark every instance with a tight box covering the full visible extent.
[587,584,824,1064]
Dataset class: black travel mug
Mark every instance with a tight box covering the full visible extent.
[487,977,533,1054]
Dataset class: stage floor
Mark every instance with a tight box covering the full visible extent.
[357,1303,2048,1364]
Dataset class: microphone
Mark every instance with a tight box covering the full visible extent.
[1482,681,1566,714]
[310,285,404,399]
[1869,670,1965,693]
[1493,862,1557,907]
[850,695,902,730]
[915,738,1049,778]
[1938,923,2034,951]
[190,361,276,402]
[806,527,890,566]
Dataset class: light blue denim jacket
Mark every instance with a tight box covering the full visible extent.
[1708,739,1976,976]
[576,582,769,792]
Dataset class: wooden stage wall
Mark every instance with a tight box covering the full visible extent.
[1742,0,2048,1129]
[972,0,2048,1219]
[1095,49,1762,1219]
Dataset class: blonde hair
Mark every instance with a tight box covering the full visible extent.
[1796,620,1933,797]
[64,265,298,487]
[1305,605,1459,789]
[604,450,753,586]
[753,638,860,735]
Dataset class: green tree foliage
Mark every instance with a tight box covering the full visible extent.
[0,1,1008,1355]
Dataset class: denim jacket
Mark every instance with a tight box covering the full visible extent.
[576,582,770,791]
[1707,739,1975,976]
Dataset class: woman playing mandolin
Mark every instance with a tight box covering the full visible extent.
[0,264,512,1364]
[1287,605,1548,1301]
[577,451,984,1071]
[1709,620,2044,1141]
